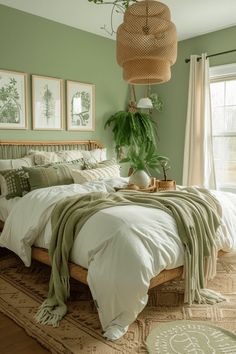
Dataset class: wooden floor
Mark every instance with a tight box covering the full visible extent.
[0,312,49,354]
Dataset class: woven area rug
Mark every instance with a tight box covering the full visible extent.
[0,250,236,354]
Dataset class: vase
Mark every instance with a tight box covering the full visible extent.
[129,170,151,188]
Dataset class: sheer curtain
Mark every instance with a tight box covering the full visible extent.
[182,53,216,189]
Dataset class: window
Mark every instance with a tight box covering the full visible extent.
[210,64,236,192]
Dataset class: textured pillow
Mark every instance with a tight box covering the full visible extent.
[71,164,120,184]
[0,156,34,171]
[30,150,83,165]
[0,168,30,199]
[23,162,83,191]
[50,158,85,169]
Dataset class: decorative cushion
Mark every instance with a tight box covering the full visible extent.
[0,168,30,199]
[30,150,84,165]
[51,159,85,168]
[71,164,120,184]
[97,158,117,167]
[0,156,34,171]
[23,161,84,191]
[84,158,117,170]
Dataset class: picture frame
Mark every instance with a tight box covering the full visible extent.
[66,80,95,131]
[0,69,27,129]
[32,75,63,130]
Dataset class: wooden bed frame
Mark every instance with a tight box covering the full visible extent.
[0,140,226,290]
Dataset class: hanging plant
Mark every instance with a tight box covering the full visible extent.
[104,110,158,158]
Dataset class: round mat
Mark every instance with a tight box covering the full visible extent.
[146,320,236,354]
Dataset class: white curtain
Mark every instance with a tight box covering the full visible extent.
[182,53,216,189]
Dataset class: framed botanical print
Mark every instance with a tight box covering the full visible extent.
[32,75,63,130]
[67,80,95,131]
[0,69,27,129]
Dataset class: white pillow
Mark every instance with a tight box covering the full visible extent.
[0,156,34,171]
[80,148,107,163]
[57,150,83,162]
[29,150,83,165]
[71,164,120,184]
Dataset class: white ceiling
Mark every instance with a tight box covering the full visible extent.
[0,0,236,41]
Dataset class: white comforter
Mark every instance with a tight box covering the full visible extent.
[1,178,236,340]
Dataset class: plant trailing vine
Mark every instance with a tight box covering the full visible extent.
[88,0,137,35]
[88,0,137,9]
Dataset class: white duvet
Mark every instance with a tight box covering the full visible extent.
[1,177,236,340]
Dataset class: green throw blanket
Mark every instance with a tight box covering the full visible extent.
[35,188,225,327]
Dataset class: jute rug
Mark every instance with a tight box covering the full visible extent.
[0,250,236,353]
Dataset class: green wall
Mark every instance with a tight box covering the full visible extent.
[154,25,236,184]
[0,5,128,153]
[1,5,236,180]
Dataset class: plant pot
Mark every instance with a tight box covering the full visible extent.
[129,170,151,188]
[156,179,176,191]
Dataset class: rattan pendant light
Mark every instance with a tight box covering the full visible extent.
[116,0,177,84]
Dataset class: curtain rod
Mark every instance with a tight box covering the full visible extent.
[185,49,236,63]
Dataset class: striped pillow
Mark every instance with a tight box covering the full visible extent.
[84,158,117,170]
[71,165,120,184]
[80,148,107,163]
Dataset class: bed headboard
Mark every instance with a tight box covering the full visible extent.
[0,140,104,159]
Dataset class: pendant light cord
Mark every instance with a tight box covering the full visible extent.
[143,0,150,34]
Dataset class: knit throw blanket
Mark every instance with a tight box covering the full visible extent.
[35,188,225,327]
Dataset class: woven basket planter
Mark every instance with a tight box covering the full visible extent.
[156,179,176,191]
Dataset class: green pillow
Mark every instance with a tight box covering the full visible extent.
[0,168,30,199]
[23,161,83,191]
